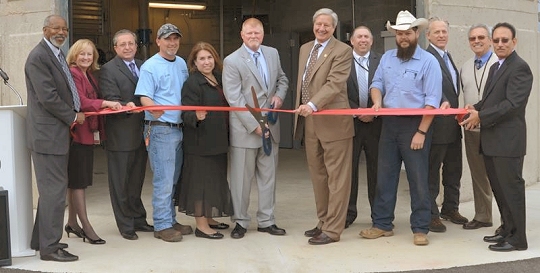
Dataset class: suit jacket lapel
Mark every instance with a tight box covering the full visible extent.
[242,48,266,90]
[115,56,138,84]
[41,40,70,86]
[308,38,334,81]
[447,53,460,96]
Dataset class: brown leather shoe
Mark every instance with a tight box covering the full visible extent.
[359,227,393,239]
[173,222,193,235]
[154,227,183,242]
[440,210,468,224]
[308,232,336,245]
[429,218,447,232]
[413,233,429,246]
[463,220,493,230]
[304,227,322,237]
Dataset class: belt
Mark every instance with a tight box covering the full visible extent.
[144,120,184,128]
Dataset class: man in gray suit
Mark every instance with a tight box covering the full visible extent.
[25,15,84,262]
[100,29,152,241]
[223,17,289,239]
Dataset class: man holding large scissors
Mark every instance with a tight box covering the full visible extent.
[223,17,289,239]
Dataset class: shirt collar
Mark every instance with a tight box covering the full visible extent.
[475,51,493,67]
[43,37,61,57]
[243,44,261,56]
[430,43,446,58]
[353,51,370,60]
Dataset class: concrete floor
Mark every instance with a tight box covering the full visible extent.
[5,148,540,273]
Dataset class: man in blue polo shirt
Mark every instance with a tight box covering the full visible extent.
[359,10,442,246]
[135,23,192,242]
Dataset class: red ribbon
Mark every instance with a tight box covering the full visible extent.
[83,105,468,117]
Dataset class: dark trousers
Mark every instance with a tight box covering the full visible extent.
[428,139,463,218]
[347,118,381,223]
[484,155,527,248]
[30,151,69,256]
[371,116,432,234]
[107,141,149,233]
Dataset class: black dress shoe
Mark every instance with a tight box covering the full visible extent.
[257,224,286,235]
[31,243,68,251]
[304,227,322,237]
[195,228,224,239]
[120,231,138,240]
[488,241,527,252]
[231,223,247,239]
[209,223,230,229]
[308,232,336,245]
[463,220,493,230]
[40,249,78,262]
[135,224,154,232]
[483,234,505,243]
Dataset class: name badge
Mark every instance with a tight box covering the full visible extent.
[93,131,100,145]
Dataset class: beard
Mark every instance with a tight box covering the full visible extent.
[396,38,418,61]
[49,34,66,48]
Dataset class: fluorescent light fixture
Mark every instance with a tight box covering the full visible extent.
[149,1,206,10]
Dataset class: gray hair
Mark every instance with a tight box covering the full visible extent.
[313,8,338,28]
[112,29,137,46]
[468,23,492,39]
[43,15,64,27]
[426,17,449,34]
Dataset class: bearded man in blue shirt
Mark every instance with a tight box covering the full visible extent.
[359,10,442,246]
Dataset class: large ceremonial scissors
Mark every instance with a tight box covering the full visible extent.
[245,86,272,156]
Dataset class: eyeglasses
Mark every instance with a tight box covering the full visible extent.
[492,38,510,44]
[46,26,69,32]
[468,35,486,42]
[116,42,136,48]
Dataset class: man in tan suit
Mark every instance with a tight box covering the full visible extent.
[294,8,353,245]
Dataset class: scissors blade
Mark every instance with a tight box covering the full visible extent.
[245,104,265,127]
[250,86,260,109]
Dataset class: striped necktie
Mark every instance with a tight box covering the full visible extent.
[357,56,369,108]
[58,51,81,111]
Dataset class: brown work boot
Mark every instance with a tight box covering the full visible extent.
[359,227,394,239]
[154,228,183,242]
[173,222,193,235]
[429,218,446,232]
[413,233,429,246]
[440,210,469,225]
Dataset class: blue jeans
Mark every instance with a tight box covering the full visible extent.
[371,116,431,234]
[144,125,183,231]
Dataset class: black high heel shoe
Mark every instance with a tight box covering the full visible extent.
[65,224,84,238]
[82,230,106,245]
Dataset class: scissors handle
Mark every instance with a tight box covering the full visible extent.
[267,103,278,125]
[261,127,272,156]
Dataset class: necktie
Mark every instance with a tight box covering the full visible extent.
[253,52,267,88]
[58,51,80,111]
[474,59,482,70]
[443,52,458,93]
[129,62,138,79]
[357,56,369,108]
[301,43,322,104]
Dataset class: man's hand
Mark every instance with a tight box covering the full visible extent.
[104,101,122,110]
[126,102,143,113]
[371,102,381,112]
[358,115,375,123]
[271,96,283,109]
[254,125,270,138]
[294,104,313,117]
[410,132,425,150]
[75,112,85,124]
[149,110,164,119]
[196,110,207,121]
[459,108,480,130]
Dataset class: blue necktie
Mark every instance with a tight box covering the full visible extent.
[129,62,138,79]
[58,51,80,111]
[474,59,482,70]
[357,56,369,108]
[253,52,267,88]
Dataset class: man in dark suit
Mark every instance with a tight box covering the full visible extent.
[345,25,382,229]
[25,15,84,262]
[294,8,353,245]
[100,29,152,240]
[425,17,468,233]
[461,22,533,252]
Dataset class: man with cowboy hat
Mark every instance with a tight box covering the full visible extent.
[359,10,442,246]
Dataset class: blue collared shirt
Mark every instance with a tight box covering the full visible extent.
[243,45,269,82]
[370,45,442,108]
[475,51,493,69]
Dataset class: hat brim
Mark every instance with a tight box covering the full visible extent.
[159,32,183,39]
[386,18,428,33]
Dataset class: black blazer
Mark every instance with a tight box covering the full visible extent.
[182,71,229,155]
[475,51,533,157]
[426,45,461,144]
[25,39,77,155]
[100,56,145,151]
[347,51,382,109]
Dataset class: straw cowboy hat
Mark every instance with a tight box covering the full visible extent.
[386,10,428,33]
